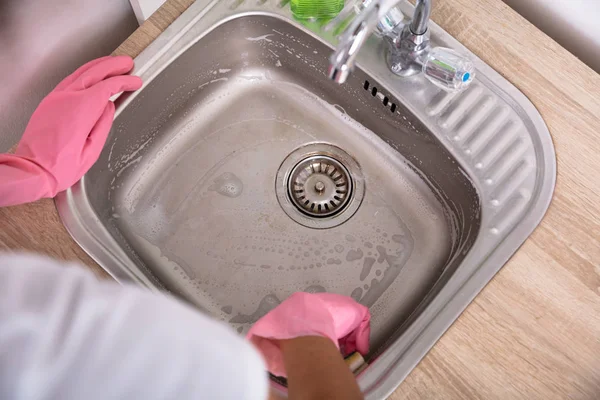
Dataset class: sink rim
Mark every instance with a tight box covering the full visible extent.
[56,1,556,399]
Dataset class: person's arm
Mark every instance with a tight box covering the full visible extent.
[0,154,54,207]
[281,336,363,400]
[0,253,269,400]
[0,56,141,207]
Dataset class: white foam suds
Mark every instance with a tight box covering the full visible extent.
[119,136,152,165]
[246,34,274,42]
[108,141,117,169]
[197,77,228,90]
[116,156,142,178]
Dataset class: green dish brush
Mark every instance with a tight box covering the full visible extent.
[291,0,345,20]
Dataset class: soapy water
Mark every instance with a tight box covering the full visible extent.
[119,118,440,340]
[360,257,376,281]
[227,285,325,325]
[246,34,274,43]
[229,294,281,324]
[208,172,243,198]
[126,191,417,332]
[215,226,413,333]
[110,46,454,342]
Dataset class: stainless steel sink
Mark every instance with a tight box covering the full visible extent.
[56,1,556,398]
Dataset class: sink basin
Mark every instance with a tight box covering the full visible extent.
[56,1,556,398]
[77,13,480,351]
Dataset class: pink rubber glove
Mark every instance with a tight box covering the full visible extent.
[247,292,371,377]
[0,56,142,207]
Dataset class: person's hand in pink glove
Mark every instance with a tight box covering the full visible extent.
[0,56,142,207]
[247,292,371,378]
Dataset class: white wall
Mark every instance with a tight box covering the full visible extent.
[502,0,600,73]
[0,0,139,151]
[130,0,167,24]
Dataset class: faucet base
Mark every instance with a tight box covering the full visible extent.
[387,24,430,77]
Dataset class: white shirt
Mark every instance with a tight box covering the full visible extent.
[0,253,269,400]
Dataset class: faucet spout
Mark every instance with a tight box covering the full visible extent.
[410,0,431,35]
[328,0,432,84]
[327,1,384,83]
[327,0,473,92]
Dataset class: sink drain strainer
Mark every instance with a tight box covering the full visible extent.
[289,155,351,217]
[276,143,364,229]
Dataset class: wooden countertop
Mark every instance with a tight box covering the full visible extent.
[2,0,599,398]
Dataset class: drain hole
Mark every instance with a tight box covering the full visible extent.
[383,96,389,106]
[276,143,366,229]
[390,103,397,113]
[371,86,377,96]
[364,80,370,90]
[287,154,353,218]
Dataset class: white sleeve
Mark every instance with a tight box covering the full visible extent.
[0,253,269,400]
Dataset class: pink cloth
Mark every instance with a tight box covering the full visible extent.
[247,292,371,377]
[0,56,142,207]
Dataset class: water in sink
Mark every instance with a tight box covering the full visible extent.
[85,15,479,353]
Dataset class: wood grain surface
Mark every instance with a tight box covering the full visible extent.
[2,0,599,398]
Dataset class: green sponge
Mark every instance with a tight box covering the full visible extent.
[290,0,345,20]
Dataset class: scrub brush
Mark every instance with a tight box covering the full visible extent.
[291,0,345,20]
[345,352,368,375]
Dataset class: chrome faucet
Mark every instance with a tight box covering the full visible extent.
[328,0,474,91]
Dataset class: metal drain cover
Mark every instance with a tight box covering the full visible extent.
[276,143,365,229]
[289,156,352,217]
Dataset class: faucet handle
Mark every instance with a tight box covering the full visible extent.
[376,5,406,36]
[422,47,475,92]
